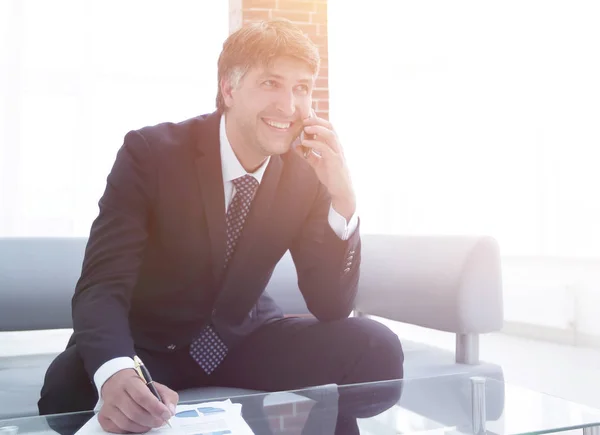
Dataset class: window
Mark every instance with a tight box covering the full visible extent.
[0,0,229,236]
[329,0,600,258]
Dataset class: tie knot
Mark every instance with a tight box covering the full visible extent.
[232,174,259,197]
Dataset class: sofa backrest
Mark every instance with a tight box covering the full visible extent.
[0,238,86,331]
[0,235,504,334]
[0,237,309,331]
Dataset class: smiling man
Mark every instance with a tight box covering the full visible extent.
[38,19,403,434]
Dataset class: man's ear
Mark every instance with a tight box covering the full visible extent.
[221,78,235,109]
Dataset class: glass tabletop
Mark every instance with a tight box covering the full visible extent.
[2,373,600,435]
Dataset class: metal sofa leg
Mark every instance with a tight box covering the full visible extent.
[456,333,479,364]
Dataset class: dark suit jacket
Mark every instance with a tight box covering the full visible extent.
[71,111,361,379]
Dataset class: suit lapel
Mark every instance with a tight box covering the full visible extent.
[194,113,226,285]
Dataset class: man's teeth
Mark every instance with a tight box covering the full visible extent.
[265,120,291,129]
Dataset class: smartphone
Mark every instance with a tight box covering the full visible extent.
[300,130,315,158]
[299,109,317,158]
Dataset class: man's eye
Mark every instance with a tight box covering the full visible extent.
[263,80,275,87]
[295,84,310,94]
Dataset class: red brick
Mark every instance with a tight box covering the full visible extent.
[309,34,328,47]
[317,45,328,59]
[316,100,329,111]
[311,89,329,100]
[243,8,272,21]
[271,9,312,23]
[316,110,329,120]
[315,76,328,88]
[276,1,316,12]
[282,412,312,429]
[311,11,327,25]
[268,415,283,431]
[244,0,277,7]
[295,23,319,37]
[264,402,294,416]
[293,400,315,414]
[316,2,327,15]
[316,23,328,36]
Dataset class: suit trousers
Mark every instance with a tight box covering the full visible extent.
[39,317,404,434]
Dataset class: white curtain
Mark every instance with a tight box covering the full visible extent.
[0,0,228,236]
[329,0,600,258]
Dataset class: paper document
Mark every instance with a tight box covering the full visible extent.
[75,400,255,435]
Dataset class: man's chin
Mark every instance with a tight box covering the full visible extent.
[262,141,295,156]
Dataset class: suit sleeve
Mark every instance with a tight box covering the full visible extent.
[289,182,361,321]
[72,130,156,378]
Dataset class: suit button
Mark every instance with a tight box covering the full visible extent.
[346,261,352,267]
[167,344,176,350]
[349,250,355,255]
[348,255,354,261]
[344,267,351,273]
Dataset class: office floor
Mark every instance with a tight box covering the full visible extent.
[381,320,600,410]
[2,322,600,409]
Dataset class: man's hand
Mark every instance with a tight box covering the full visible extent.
[295,115,356,221]
[98,369,178,434]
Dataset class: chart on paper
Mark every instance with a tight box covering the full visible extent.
[75,400,255,435]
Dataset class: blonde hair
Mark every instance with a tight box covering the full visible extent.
[216,18,320,113]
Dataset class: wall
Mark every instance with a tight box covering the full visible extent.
[502,257,600,348]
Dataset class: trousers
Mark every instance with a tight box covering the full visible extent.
[39,317,404,434]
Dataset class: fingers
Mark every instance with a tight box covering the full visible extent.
[99,405,152,434]
[294,145,321,168]
[303,113,332,129]
[302,125,340,153]
[299,105,315,122]
[299,139,335,159]
[155,382,179,415]
[121,389,166,428]
[99,368,174,433]
[125,377,172,422]
[98,412,127,434]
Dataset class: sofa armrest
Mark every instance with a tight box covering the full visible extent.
[355,235,503,335]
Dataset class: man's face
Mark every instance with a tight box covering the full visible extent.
[222,56,314,158]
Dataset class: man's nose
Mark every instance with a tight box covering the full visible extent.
[275,90,296,117]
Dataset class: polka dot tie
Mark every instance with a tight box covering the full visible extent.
[190,174,259,374]
[224,175,259,267]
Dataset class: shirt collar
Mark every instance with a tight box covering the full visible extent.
[219,114,270,185]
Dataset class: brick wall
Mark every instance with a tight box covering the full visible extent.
[263,397,316,435]
[230,0,329,120]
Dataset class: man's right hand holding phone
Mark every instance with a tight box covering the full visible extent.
[98,369,178,433]
[295,110,357,222]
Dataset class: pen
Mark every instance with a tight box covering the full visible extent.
[133,355,173,428]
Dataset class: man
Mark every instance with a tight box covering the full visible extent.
[39,19,403,433]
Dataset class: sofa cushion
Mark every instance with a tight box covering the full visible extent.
[0,353,57,420]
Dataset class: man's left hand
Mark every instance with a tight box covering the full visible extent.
[295,115,356,221]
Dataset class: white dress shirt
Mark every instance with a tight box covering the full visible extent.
[92,115,358,409]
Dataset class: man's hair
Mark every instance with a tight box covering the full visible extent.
[216,18,321,113]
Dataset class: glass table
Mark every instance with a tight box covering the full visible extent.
[2,373,600,435]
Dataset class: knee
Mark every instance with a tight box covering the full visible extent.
[346,317,404,382]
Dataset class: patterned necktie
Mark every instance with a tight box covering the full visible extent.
[224,175,260,267]
[190,174,259,374]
